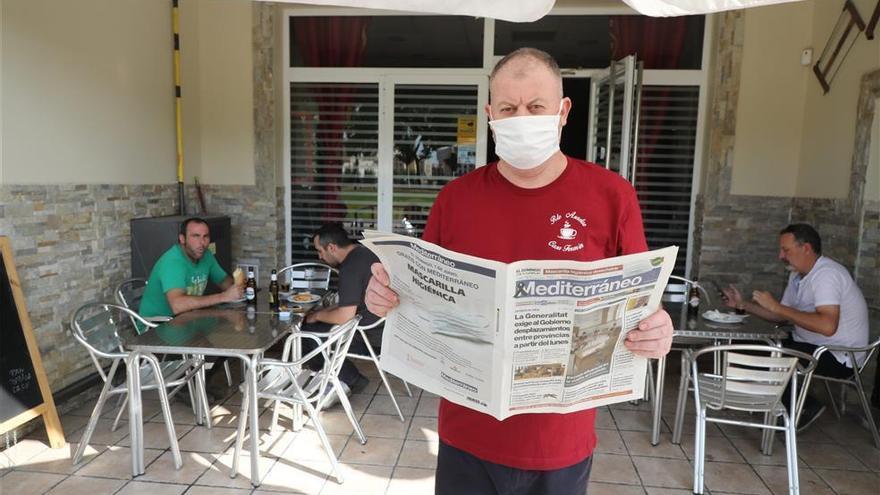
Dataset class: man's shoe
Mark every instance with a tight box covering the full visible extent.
[797,402,826,432]
[318,380,351,410]
[348,374,371,395]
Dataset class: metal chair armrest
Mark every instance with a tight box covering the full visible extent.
[357,317,386,331]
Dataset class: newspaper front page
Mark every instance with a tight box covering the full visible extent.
[361,231,677,420]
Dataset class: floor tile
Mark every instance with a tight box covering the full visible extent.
[374,377,418,398]
[596,407,618,429]
[846,442,880,471]
[116,480,188,495]
[631,456,693,489]
[668,414,724,438]
[319,463,392,494]
[260,458,329,494]
[613,410,667,433]
[386,466,435,495]
[117,422,193,449]
[366,396,418,417]
[798,441,869,470]
[339,437,403,466]
[396,439,438,469]
[15,442,104,474]
[3,438,52,465]
[703,461,769,494]
[147,400,215,426]
[140,450,214,484]
[176,426,238,453]
[621,431,686,459]
[0,470,66,495]
[65,418,130,446]
[753,465,834,495]
[346,393,373,414]
[315,410,361,436]
[45,475,126,495]
[28,415,90,441]
[589,481,646,494]
[358,414,411,439]
[75,445,163,479]
[595,428,628,455]
[184,486,251,495]
[643,488,693,495]
[728,436,803,468]
[679,434,745,463]
[194,451,276,489]
[407,416,439,443]
[414,397,439,418]
[592,453,641,485]
[814,468,880,495]
[282,430,350,462]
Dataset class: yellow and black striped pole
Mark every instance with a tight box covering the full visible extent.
[172,0,186,215]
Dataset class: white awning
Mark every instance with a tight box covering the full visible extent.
[254,0,555,22]
[620,0,805,17]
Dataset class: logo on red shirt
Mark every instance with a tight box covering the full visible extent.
[549,211,586,252]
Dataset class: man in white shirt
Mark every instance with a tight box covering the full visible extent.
[722,223,869,430]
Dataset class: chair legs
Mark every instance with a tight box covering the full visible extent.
[73,360,121,464]
[141,353,183,469]
[693,409,707,494]
[851,371,880,448]
[672,351,690,444]
[359,328,405,422]
[783,412,800,495]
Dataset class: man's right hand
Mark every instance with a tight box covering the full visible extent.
[721,285,743,310]
[222,282,244,302]
[366,262,399,317]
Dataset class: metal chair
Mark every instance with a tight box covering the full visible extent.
[345,317,412,421]
[114,277,233,388]
[232,316,364,485]
[277,262,337,291]
[809,337,880,448]
[690,344,817,495]
[69,303,209,476]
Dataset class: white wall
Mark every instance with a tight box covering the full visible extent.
[731,0,880,199]
[0,0,254,186]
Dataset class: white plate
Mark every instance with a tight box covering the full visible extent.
[287,293,321,304]
[702,309,748,324]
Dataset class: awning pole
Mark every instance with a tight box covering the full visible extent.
[172,0,186,215]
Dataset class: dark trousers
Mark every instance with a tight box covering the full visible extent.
[435,441,592,495]
[298,322,372,386]
[782,339,853,409]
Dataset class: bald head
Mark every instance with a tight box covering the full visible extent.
[489,47,563,102]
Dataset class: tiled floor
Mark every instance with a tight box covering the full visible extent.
[2,363,879,495]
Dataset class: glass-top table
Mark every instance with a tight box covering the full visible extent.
[124,300,303,485]
[650,302,790,446]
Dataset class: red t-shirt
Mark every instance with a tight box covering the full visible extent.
[422,156,648,470]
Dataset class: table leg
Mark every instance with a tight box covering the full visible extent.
[248,354,261,486]
[292,335,303,431]
[126,353,144,475]
[652,355,666,445]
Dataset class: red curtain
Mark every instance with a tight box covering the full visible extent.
[610,16,687,193]
[292,17,370,224]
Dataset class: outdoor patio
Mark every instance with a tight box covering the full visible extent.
[2,359,878,495]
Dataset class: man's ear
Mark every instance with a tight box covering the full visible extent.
[178,233,186,245]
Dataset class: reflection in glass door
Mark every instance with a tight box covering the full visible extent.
[391,84,479,237]
[289,82,379,261]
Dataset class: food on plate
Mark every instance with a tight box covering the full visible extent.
[293,292,315,302]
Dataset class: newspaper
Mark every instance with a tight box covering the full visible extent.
[360,231,678,420]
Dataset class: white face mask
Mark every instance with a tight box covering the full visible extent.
[489,101,563,170]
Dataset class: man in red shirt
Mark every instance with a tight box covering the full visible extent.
[367,47,673,494]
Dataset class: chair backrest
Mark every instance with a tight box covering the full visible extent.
[69,302,156,382]
[115,278,147,310]
[690,344,817,414]
[278,263,337,291]
[663,275,712,306]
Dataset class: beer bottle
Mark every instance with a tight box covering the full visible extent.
[268,269,279,310]
[687,283,701,316]
[245,267,257,306]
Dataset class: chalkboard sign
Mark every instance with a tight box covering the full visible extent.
[0,237,64,447]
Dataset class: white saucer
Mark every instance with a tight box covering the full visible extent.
[702,309,748,324]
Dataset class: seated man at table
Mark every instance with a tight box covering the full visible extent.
[139,217,244,398]
[301,223,378,401]
[722,223,869,430]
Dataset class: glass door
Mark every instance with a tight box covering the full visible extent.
[587,56,641,181]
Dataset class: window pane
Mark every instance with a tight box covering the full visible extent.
[392,84,479,237]
[290,82,379,262]
[635,85,700,276]
[495,16,611,68]
[290,16,483,68]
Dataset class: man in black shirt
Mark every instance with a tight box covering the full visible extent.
[303,223,380,394]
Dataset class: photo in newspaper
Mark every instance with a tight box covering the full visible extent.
[360,231,677,420]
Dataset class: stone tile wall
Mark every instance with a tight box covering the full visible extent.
[0,184,177,391]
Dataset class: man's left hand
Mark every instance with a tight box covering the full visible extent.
[624,308,673,358]
[751,290,781,313]
[305,311,320,324]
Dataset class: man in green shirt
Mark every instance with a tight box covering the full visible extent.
[139,217,242,318]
